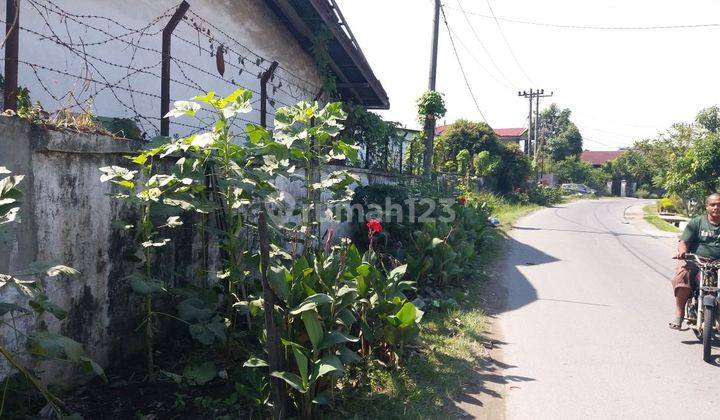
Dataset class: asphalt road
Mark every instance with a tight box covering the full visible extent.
[493,198,720,419]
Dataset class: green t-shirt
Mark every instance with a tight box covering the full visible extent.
[680,214,720,259]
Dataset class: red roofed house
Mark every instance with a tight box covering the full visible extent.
[435,124,528,147]
[580,150,624,168]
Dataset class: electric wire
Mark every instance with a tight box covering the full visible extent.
[444,24,515,91]
[443,4,720,31]
[483,0,535,85]
[440,4,489,124]
[455,0,519,90]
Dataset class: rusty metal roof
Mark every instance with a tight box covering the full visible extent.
[265,0,390,109]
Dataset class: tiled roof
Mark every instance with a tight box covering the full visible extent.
[434,125,527,137]
[580,150,624,165]
[494,127,527,137]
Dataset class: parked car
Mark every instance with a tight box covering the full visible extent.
[561,183,595,195]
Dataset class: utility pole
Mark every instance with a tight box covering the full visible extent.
[518,89,533,156]
[534,89,553,179]
[518,89,553,159]
[423,0,441,177]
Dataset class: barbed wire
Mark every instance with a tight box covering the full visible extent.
[184,9,322,94]
[175,18,316,104]
[11,0,326,140]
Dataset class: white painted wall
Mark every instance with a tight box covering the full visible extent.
[5,0,323,137]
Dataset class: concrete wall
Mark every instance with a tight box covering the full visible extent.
[0,117,206,384]
[0,115,400,385]
[4,0,322,136]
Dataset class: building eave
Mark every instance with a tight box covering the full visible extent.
[265,0,390,109]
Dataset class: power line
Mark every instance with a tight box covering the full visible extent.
[440,4,489,124]
[484,0,535,85]
[444,24,515,91]
[443,4,720,31]
[455,0,519,90]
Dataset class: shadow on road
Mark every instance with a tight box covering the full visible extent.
[483,234,559,317]
[514,225,670,239]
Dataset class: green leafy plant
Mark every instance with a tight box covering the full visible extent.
[99,151,190,378]
[267,241,361,419]
[406,201,490,287]
[270,100,359,250]
[416,91,446,121]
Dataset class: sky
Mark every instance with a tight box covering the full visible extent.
[334,0,720,151]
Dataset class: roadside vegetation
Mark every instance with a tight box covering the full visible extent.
[2,87,562,419]
[606,105,720,216]
[642,204,680,233]
[340,195,542,418]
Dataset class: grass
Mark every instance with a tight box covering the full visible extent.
[494,203,541,230]
[642,204,680,233]
[338,202,539,419]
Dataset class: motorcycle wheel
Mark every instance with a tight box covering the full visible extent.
[703,306,714,363]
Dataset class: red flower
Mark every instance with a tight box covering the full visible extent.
[366,219,383,238]
[458,196,466,205]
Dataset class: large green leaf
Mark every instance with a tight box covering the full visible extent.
[388,264,407,282]
[182,361,216,385]
[290,293,333,315]
[312,354,343,382]
[301,310,324,350]
[243,357,268,368]
[29,298,67,320]
[271,371,306,393]
[355,275,368,298]
[395,302,419,327]
[28,332,85,362]
[188,318,227,346]
[178,298,214,322]
[292,346,309,387]
[128,276,165,295]
[336,308,356,328]
[345,245,362,272]
[267,265,291,302]
[0,302,29,316]
[45,265,79,277]
[318,331,359,351]
[337,346,362,364]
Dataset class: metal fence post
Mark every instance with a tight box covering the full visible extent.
[260,61,278,128]
[258,60,287,419]
[160,0,189,137]
[3,0,19,112]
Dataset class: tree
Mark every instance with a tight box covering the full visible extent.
[432,120,530,192]
[496,143,532,193]
[341,104,403,171]
[546,125,583,162]
[662,132,720,214]
[603,106,718,211]
[696,105,720,133]
[553,157,608,191]
[537,104,583,162]
[433,119,500,171]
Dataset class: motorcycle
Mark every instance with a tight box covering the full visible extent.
[681,253,720,363]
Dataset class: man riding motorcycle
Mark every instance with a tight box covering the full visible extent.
[669,193,720,329]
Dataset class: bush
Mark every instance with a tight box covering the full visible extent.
[528,186,563,206]
[349,184,417,257]
[505,191,530,205]
[657,197,677,213]
[635,187,650,199]
[406,201,491,287]
[467,191,504,213]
